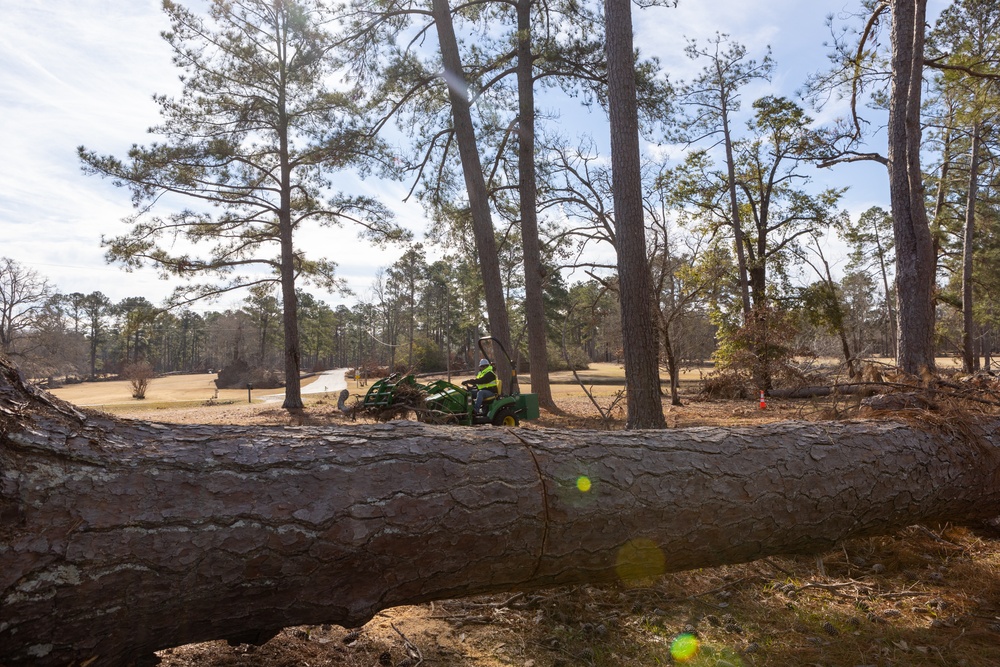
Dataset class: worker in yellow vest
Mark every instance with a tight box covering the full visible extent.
[462,358,498,415]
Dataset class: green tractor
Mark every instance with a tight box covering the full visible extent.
[361,336,539,426]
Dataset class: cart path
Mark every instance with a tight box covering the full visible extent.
[261,367,350,402]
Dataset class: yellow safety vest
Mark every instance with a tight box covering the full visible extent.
[476,365,497,391]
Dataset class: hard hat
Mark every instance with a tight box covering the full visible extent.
[479,358,489,367]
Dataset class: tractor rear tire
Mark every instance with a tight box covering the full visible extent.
[492,407,519,427]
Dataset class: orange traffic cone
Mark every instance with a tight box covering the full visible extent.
[759,389,767,410]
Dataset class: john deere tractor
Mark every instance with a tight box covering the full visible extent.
[360,336,539,426]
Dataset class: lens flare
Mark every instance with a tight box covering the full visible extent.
[615,538,666,583]
[670,633,699,661]
[576,476,592,492]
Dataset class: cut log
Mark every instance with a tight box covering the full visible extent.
[3,352,1000,665]
[766,383,880,399]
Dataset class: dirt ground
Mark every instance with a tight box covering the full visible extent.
[55,366,1000,667]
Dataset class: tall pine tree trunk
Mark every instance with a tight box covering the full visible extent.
[431,0,514,385]
[278,64,303,410]
[962,122,982,373]
[888,0,936,374]
[603,0,665,429]
[721,102,753,318]
[516,0,556,411]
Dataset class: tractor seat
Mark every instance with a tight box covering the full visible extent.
[477,378,502,412]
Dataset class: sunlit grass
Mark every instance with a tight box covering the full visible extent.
[94,399,244,413]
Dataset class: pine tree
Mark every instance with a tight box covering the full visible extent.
[79,0,403,409]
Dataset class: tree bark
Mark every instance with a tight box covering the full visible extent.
[430,0,514,385]
[875,225,898,360]
[984,322,994,372]
[661,321,682,406]
[278,50,303,411]
[720,85,753,319]
[278,228,303,410]
[888,0,937,374]
[516,0,557,412]
[766,384,881,399]
[5,354,1000,665]
[930,106,954,293]
[962,122,982,373]
[603,0,666,429]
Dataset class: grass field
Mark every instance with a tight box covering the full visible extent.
[50,365,650,409]
[49,372,324,409]
[50,357,975,410]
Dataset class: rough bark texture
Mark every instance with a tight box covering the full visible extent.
[603,0,666,429]
[721,85,753,319]
[278,229,303,411]
[516,0,556,412]
[888,0,937,374]
[962,122,982,373]
[278,64,303,411]
[5,355,1000,665]
[430,0,514,383]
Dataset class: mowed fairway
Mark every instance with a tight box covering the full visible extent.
[50,374,248,408]
[50,357,970,412]
[49,373,322,409]
[48,364,651,411]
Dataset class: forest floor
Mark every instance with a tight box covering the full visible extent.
[56,365,1000,667]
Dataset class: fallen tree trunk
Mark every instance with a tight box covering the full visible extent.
[3,355,1000,665]
[767,384,873,399]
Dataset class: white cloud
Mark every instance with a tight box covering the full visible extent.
[0,0,421,308]
[0,2,177,300]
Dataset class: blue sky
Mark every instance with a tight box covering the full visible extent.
[0,0,947,308]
